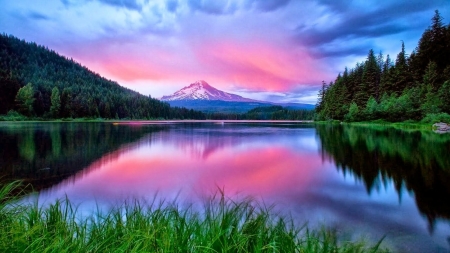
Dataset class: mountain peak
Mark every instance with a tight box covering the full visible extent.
[190,80,209,87]
[160,81,256,102]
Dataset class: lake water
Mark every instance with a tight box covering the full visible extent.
[1,121,450,252]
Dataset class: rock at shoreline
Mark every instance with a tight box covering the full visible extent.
[433,122,450,134]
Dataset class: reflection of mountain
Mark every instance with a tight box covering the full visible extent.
[156,123,313,160]
[161,127,244,160]
[0,122,165,192]
[315,124,450,229]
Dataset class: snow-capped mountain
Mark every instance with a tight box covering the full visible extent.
[160,80,256,102]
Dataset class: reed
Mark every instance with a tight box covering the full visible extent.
[0,183,388,252]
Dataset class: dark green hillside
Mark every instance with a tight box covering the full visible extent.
[0,34,205,120]
[316,10,450,123]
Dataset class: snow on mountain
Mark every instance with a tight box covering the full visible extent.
[160,80,256,102]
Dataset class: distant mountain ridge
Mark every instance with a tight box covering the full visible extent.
[160,80,314,113]
[161,80,256,102]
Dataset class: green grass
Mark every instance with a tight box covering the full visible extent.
[0,182,388,252]
[314,119,435,132]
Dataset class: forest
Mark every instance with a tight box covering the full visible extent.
[316,10,450,123]
[0,34,206,120]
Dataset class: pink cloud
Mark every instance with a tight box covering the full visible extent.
[192,39,325,91]
[63,34,328,96]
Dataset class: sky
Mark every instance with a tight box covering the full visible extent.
[1,0,449,104]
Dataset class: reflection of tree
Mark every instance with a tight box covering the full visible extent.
[19,128,36,162]
[316,124,450,230]
[0,123,165,192]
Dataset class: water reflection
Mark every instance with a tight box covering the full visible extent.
[42,123,321,205]
[0,122,164,191]
[2,122,450,252]
[315,124,450,230]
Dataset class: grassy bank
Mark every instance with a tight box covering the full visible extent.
[315,112,450,132]
[0,183,388,252]
[314,119,436,131]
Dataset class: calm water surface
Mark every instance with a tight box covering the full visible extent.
[1,122,450,252]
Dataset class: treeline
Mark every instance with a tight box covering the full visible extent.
[0,34,206,120]
[316,10,450,122]
[207,106,314,120]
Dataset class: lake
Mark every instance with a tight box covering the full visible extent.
[1,121,449,252]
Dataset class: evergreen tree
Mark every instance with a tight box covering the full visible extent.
[380,54,393,94]
[423,61,439,91]
[438,81,450,113]
[344,102,359,122]
[392,41,411,94]
[316,81,327,110]
[414,10,448,80]
[354,50,380,106]
[50,86,61,118]
[15,83,35,116]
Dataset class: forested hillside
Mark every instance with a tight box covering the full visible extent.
[0,34,205,120]
[316,10,450,122]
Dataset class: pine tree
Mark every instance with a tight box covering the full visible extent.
[439,81,450,113]
[316,81,327,112]
[15,83,35,116]
[50,86,61,118]
[423,61,439,91]
[392,41,411,94]
[354,50,380,106]
[414,10,447,79]
[380,54,393,94]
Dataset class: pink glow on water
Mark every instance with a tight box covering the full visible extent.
[44,129,322,204]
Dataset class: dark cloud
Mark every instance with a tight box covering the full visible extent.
[317,0,449,15]
[96,0,142,11]
[187,0,237,15]
[248,0,291,12]
[28,11,50,21]
[295,0,450,57]
[297,11,411,46]
[311,43,374,59]
[166,0,178,13]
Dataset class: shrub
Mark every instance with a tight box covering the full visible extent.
[421,113,450,124]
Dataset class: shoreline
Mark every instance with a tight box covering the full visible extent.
[1,119,449,133]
